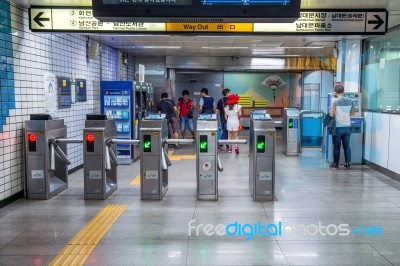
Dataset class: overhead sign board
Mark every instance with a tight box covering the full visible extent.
[29,8,387,34]
[29,8,165,32]
[254,11,387,34]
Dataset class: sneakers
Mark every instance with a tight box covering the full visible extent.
[344,163,350,169]
[228,146,232,153]
[234,146,239,154]
[218,145,225,152]
[329,163,339,169]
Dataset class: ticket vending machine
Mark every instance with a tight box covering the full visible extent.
[196,114,219,200]
[83,115,118,199]
[249,113,276,201]
[282,108,300,156]
[24,115,68,199]
[140,115,170,200]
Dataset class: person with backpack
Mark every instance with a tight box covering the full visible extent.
[224,94,242,154]
[177,90,195,139]
[157,92,180,149]
[198,88,216,114]
[216,88,231,151]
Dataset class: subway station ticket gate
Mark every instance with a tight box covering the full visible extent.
[140,117,170,200]
[196,114,246,200]
[249,113,276,201]
[282,108,300,156]
[24,115,70,199]
[83,115,119,199]
[139,115,194,200]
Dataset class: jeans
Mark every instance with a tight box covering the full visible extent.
[220,121,228,141]
[180,116,194,132]
[332,126,351,164]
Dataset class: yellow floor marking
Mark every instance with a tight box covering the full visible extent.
[130,174,140,186]
[50,204,128,266]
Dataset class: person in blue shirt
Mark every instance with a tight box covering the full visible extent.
[329,85,355,169]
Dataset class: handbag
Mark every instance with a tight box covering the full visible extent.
[187,110,194,119]
[323,114,336,134]
[238,124,244,131]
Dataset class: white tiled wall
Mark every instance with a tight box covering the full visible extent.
[0,2,125,201]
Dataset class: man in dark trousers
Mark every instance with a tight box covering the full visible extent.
[216,88,231,151]
[157,92,180,149]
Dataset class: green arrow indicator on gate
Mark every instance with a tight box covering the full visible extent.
[144,142,151,148]
[257,142,265,150]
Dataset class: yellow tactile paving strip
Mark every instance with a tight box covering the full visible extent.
[167,150,196,161]
[130,174,140,186]
[50,205,128,266]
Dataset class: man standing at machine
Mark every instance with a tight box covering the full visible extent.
[329,85,355,169]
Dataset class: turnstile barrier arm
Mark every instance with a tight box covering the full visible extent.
[164,139,195,145]
[107,145,119,166]
[54,145,71,165]
[105,146,112,171]
[163,147,172,167]
[108,139,140,145]
[217,156,223,172]
[55,138,84,144]
[218,139,247,145]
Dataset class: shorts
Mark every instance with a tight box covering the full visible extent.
[180,116,194,132]
[227,119,239,131]
[167,117,179,133]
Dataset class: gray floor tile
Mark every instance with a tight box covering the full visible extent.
[285,254,392,265]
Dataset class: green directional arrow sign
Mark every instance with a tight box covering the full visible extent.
[199,135,208,153]
[257,135,266,153]
[257,142,265,150]
[143,135,151,152]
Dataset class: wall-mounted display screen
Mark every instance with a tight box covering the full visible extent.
[93,0,300,22]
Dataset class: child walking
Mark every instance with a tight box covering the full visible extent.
[224,94,242,154]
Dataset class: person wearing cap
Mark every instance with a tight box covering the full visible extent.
[224,94,242,154]
[329,85,355,169]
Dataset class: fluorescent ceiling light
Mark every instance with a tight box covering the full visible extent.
[140,46,181,49]
[202,46,249,49]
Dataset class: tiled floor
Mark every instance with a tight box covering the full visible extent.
[1,132,400,265]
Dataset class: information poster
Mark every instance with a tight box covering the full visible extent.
[44,72,57,116]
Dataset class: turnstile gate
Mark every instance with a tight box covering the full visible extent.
[83,114,118,199]
[196,115,219,200]
[249,113,276,201]
[282,108,300,156]
[24,115,69,199]
[140,116,170,200]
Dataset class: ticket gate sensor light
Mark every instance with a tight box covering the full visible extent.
[83,115,118,199]
[249,113,276,201]
[24,116,69,199]
[282,108,300,156]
